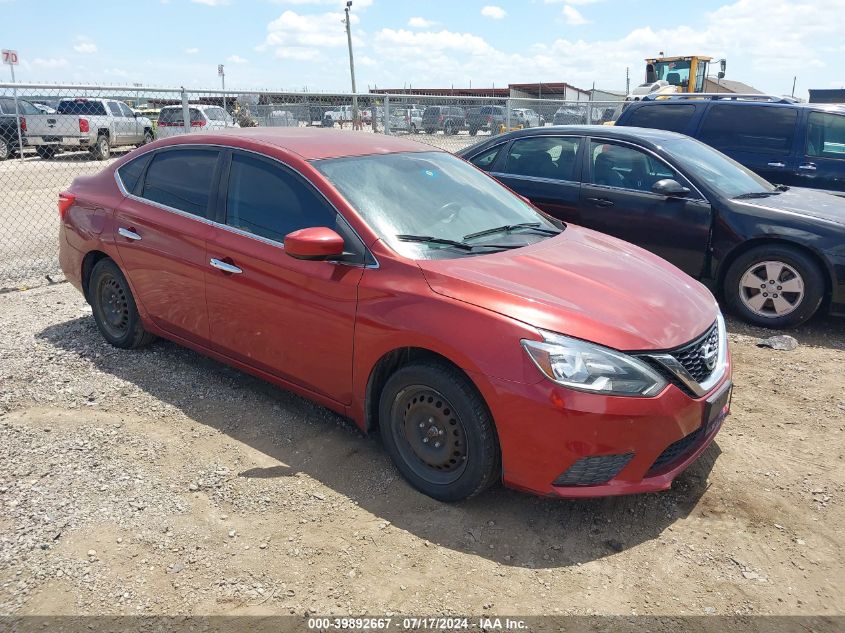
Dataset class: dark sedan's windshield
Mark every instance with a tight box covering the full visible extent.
[314,151,560,259]
[661,137,776,198]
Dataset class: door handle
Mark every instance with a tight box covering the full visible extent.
[586,197,615,207]
[798,163,817,171]
[118,227,142,241]
[210,258,243,274]
[767,162,785,168]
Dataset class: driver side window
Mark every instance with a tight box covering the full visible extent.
[589,141,679,193]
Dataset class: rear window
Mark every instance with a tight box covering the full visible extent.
[57,100,107,116]
[806,111,845,159]
[626,104,696,133]
[698,104,798,154]
[117,153,152,194]
[140,148,219,217]
[158,107,204,124]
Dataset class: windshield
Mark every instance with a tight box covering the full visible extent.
[314,151,560,259]
[653,60,691,87]
[660,137,776,198]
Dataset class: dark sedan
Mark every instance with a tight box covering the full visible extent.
[458,126,845,328]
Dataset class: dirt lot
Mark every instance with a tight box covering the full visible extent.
[0,281,843,618]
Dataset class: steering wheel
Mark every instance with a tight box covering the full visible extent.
[436,201,463,224]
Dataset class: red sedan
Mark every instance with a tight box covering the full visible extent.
[58,128,731,502]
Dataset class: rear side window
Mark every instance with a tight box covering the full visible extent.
[698,105,798,154]
[469,144,504,171]
[58,100,107,115]
[141,149,219,217]
[225,153,337,243]
[806,111,845,159]
[117,154,152,194]
[108,102,122,117]
[505,136,581,181]
[626,104,696,133]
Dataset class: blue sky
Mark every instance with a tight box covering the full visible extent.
[3,0,843,98]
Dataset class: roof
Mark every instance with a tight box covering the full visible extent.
[704,77,763,94]
[370,87,509,97]
[172,127,438,160]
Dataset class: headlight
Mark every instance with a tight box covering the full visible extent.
[521,330,668,397]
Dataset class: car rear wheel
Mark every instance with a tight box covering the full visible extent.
[468,127,478,136]
[0,138,9,161]
[91,135,111,160]
[424,128,435,135]
[89,258,156,349]
[379,362,500,502]
[444,121,454,135]
[724,245,824,329]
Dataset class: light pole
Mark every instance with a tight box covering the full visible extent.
[343,1,358,126]
[218,64,227,126]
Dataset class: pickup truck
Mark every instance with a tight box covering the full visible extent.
[24,97,154,160]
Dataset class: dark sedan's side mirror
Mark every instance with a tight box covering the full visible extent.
[652,179,691,198]
[284,227,345,260]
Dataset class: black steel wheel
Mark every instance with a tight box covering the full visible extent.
[379,362,500,501]
[89,258,156,349]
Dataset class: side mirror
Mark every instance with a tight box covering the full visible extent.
[284,227,345,260]
[652,179,691,198]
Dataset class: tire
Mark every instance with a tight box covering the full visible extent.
[91,134,111,160]
[142,130,154,145]
[379,362,500,502]
[36,146,57,160]
[724,244,825,329]
[468,127,478,136]
[424,128,435,135]
[0,137,9,161]
[444,121,454,135]
[89,258,156,349]
[410,123,418,134]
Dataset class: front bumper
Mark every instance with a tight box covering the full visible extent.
[473,356,732,498]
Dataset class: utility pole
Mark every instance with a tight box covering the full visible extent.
[792,76,797,98]
[625,66,630,96]
[218,64,226,125]
[343,1,358,126]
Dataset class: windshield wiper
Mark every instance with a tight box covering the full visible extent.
[396,234,521,251]
[733,191,782,199]
[463,222,561,241]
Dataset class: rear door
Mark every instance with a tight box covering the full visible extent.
[795,109,845,192]
[114,147,220,344]
[490,135,583,222]
[205,149,364,403]
[107,102,129,144]
[578,138,712,278]
[695,103,800,185]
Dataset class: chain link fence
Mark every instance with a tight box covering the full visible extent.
[0,82,619,286]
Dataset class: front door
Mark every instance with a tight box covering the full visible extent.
[114,146,220,343]
[490,135,583,223]
[205,150,363,403]
[578,139,712,278]
[793,110,845,192]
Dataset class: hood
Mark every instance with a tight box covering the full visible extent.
[417,226,718,351]
[734,188,845,226]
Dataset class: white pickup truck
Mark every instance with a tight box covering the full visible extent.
[24,97,154,160]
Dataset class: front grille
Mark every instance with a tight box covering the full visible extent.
[670,322,719,384]
[553,453,634,487]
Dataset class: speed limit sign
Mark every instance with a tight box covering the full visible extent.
[2,50,19,65]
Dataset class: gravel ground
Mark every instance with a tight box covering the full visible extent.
[0,281,843,617]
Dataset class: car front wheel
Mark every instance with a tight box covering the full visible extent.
[724,245,825,328]
[379,362,500,502]
[89,258,156,348]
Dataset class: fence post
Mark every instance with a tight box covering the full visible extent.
[181,87,190,135]
[384,94,391,135]
[505,98,511,133]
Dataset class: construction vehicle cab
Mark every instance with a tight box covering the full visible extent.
[645,56,711,93]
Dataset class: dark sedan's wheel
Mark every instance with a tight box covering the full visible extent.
[724,245,824,329]
[379,362,500,502]
[89,258,156,348]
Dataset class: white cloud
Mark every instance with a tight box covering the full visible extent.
[274,47,319,61]
[270,0,372,6]
[562,5,589,25]
[408,17,436,28]
[191,0,229,5]
[261,10,361,50]
[375,29,495,56]
[32,58,69,68]
[226,55,248,64]
[73,37,97,54]
[185,47,200,54]
[480,5,506,19]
